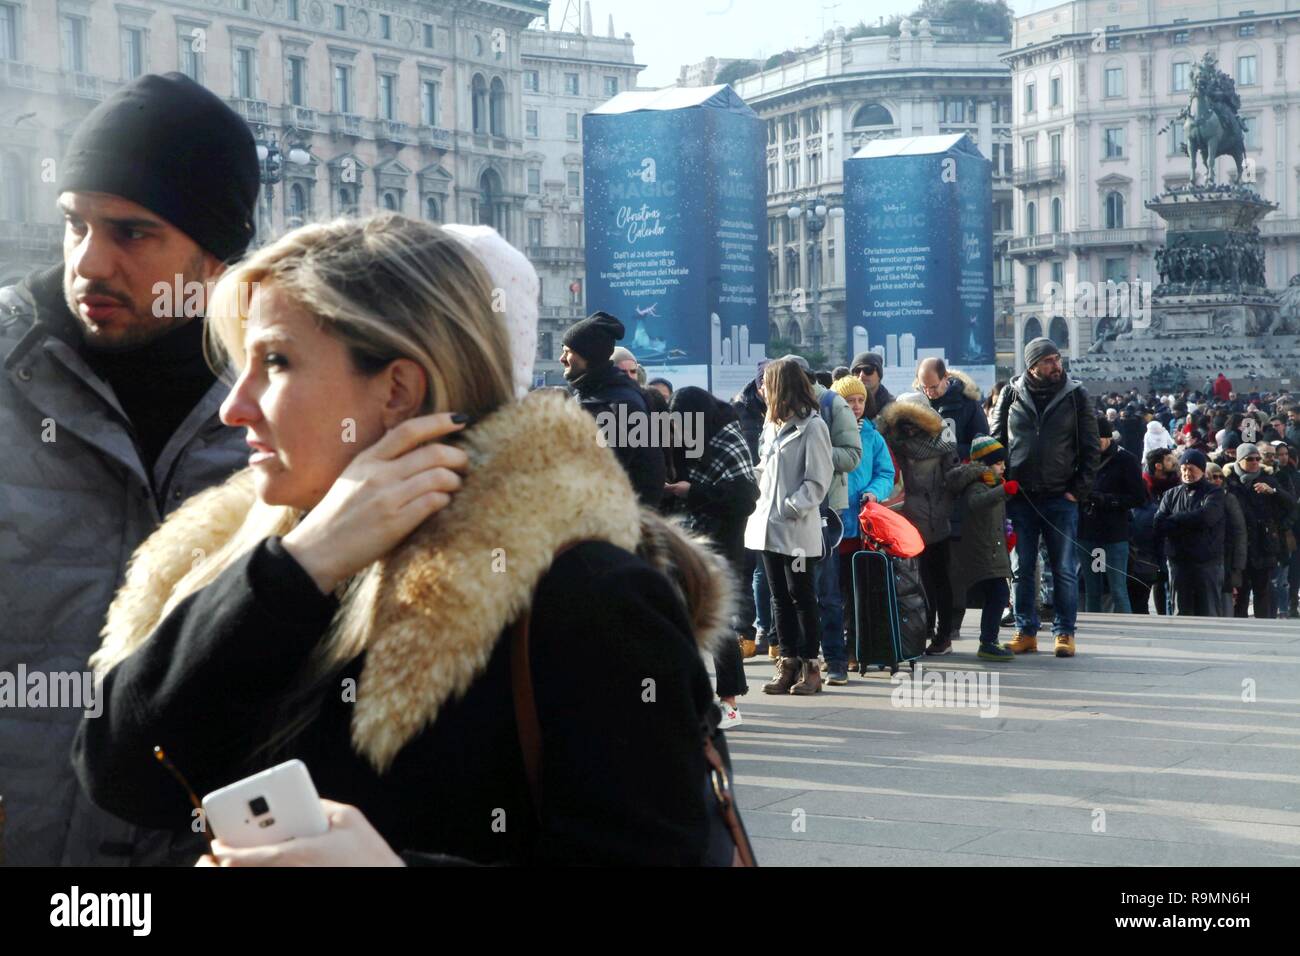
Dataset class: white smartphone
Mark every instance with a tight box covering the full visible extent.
[201,759,330,848]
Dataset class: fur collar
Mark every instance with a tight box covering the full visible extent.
[876,398,943,441]
[910,370,981,403]
[93,390,733,773]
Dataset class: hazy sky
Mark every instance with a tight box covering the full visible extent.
[560,0,1049,89]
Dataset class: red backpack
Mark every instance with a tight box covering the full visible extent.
[858,500,925,558]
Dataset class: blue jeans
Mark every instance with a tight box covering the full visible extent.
[1008,495,1080,637]
[752,556,772,633]
[812,545,846,666]
[1272,562,1291,617]
[1079,539,1132,614]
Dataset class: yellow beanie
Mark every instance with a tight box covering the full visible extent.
[831,375,867,400]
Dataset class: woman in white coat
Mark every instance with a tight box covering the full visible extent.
[744,357,834,695]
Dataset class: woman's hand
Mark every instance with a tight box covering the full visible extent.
[863,493,878,504]
[665,480,691,498]
[283,413,470,594]
[195,800,404,867]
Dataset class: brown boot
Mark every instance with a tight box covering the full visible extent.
[763,657,801,694]
[790,658,824,695]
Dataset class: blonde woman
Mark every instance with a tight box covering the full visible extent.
[72,214,736,866]
[743,357,833,696]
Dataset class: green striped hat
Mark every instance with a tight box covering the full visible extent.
[970,435,1005,465]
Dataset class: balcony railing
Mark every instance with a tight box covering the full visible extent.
[1013,161,1065,188]
[1261,217,1300,238]
[0,60,38,90]
[1070,226,1162,248]
[64,72,102,101]
[539,305,583,320]
[1006,231,1070,255]
[418,125,453,149]
[374,119,414,144]
[332,113,363,137]
[283,105,318,131]
[526,245,585,264]
[229,97,270,125]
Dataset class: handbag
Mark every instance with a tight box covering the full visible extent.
[508,599,757,867]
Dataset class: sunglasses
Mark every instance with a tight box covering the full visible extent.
[1244,456,1262,462]
[154,745,216,851]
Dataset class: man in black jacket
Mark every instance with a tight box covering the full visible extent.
[1225,443,1297,618]
[916,357,988,459]
[851,351,894,421]
[1155,449,1225,616]
[561,311,666,507]
[1079,417,1147,613]
[990,337,1100,657]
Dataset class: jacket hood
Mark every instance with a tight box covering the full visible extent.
[914,370,981,404]
[877,398,944,441]
[92,390,734,773]
[947,461,990,493]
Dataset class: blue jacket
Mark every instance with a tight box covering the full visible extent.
[839,415,896,538]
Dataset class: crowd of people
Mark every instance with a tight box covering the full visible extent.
[4,72,1297,869]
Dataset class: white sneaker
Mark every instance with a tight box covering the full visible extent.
[718,700,743,730]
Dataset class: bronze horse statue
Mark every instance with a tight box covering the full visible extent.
[1185,86,1246,185]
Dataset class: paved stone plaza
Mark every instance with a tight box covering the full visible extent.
[729,613,1300,866]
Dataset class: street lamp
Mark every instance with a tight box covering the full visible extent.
[254,129,312,243]
[787,195,844,353]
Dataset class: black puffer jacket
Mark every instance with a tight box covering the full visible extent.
[1224,463,1296,570]
[877,400,959,544]
[731,379,766,463]
[571,361,667,507]
[1154,479,1225,565]
[990,373,1100,501]
[1080,444,1147,544]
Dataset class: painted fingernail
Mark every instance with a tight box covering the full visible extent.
[451,412,473,425]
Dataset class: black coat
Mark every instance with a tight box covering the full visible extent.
[571,361,667,507]
[1154,479,1225,565]
[731,379,766,463]
[990,374,1100,501]
[927,374,988,460]
[1080,444,1147,544]
[1118,414,1146,456]
[1225,464,1296,569]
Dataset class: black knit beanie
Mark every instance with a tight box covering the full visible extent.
[562,311,625,364]
[60,72,260,261]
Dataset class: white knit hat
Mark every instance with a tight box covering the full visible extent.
[441,223,539,398]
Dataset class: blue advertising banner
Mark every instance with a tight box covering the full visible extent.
[844,134,994,394]
[584,85,767,397]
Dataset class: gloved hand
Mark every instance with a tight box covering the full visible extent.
[1003,479,1020,496]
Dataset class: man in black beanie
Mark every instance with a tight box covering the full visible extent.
[560,311,666,506]
[0,72,257,866]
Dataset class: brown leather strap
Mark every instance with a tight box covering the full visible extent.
[509,611,543,820]
[703,735,758,867]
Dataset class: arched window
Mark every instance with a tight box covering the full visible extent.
[489,77,506,137]
[1105,191,1125,229]
[1048,316,1070,349]
[471,74,488,134]
[1025,201,1037,237]
[288,182,307,225]
[382,191,399,211]
[425,196,440,222]
[852,103,893,127]
[768,321,781,343]
[0,153,27,221]
[479,167,502,231]
[788,320,802,345]
[1023,316,1043,342]
[1051,196,1062,233]
[339,185,357,216]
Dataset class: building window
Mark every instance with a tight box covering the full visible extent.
[489,77,506,136]
[1025,264,1038,304]
[423,23,434,48]
[768,164,777,192]
[382,191,399,212]
[1025,201,1037,237]
[1172,60,1190,92]
[567,170,580,197]
[564,72,579,95]
[378,73,396,120]
[603,75,618,97]
[1237,54,1257,86]
[1243,114,1260,150]
[853,103,893,127]
[179,29,201,81]
[1105,66,1123,97]
[1173,30,1188,45]
[234,47,255,99]
[527,168,540,194]
[334,4,347,30]
[524,69,539,92]
[566,112,578,140]
[0,151,27,220]
[1104,257,1127,284]
[338,184,357,216]
[122,27,144,80]
[287,181,307,224]
[472,74,487,133]
[1049,131,1062,165]
[1169,119,1186,156]
[1024,135,1036,168]
[786,157,797,189]
[527,216,542,246]
[333,63,352,113]
[943,97,966,123]
[525,108,538,137]
[1049,75,1061,108]
[0,4,16,60]
[237,0,250,10]
[784,113,798,139]
[808,153,820,185]
[425,196,440,222]
[1103,126,1124,158]
[61,15,86,72]
[1106,36,1121,51]
[379,14,390,40]
[287,56,306,107]
[287,0,300,20]
[1024,81,1035,114]
[1051,196,1062,233]
[1239,23,1256,37]
[1051,260,1064,285]
[1105,191,1125,229]
[421,80,439,126]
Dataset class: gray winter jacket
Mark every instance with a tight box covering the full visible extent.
[811,384,863,510]
[877,399,960,544]
[744,412,833,557]
[0,273,248,865]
